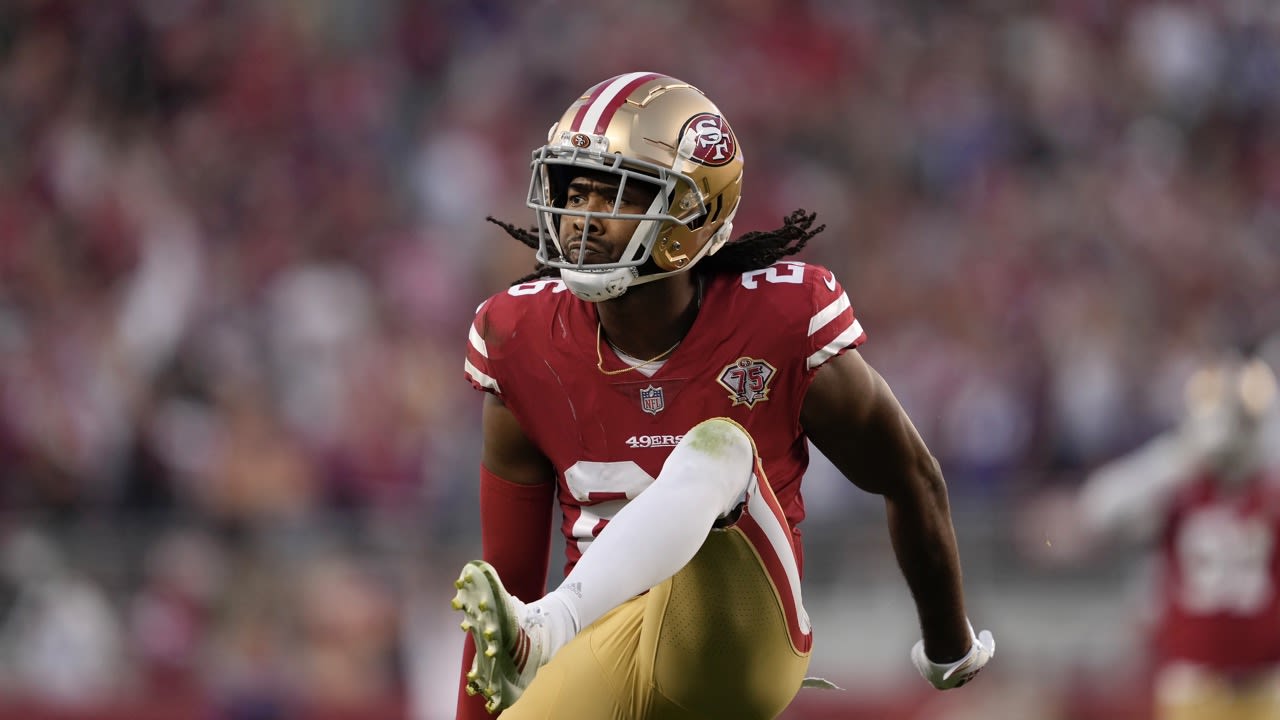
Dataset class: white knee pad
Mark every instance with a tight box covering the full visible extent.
[663,418,755,518]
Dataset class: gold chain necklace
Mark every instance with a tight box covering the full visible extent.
[594,277,702,377]
[595,324,682,376]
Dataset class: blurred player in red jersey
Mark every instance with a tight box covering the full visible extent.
[452,72,994,719]
[1080,350,1280,720]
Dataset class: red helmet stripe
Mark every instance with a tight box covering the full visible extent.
[571,72,662,135]
[569,77,613,132]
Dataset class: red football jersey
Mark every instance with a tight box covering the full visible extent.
[464,261,865,577]
[1153,471,1280,671]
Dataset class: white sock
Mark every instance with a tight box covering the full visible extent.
[528,418,753,641]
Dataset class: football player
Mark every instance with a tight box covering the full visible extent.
[454,72,994,719]
[1080,351,1280,720]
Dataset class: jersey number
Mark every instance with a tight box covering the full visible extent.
[1177,509,1275,614]
[507,279,567,296]
[563,461,656,550]
[740,262,805,289]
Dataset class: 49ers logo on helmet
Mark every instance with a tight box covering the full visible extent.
[681,113,737,167]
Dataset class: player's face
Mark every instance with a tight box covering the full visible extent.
[559,173,659,265]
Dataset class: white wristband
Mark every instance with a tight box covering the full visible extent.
[910,621,995,690]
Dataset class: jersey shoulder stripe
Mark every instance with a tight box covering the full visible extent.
[724,261,864,371]
[463,279,570,394]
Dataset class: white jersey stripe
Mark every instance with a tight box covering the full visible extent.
[806,319,864,370]
[746,480,811,635]
[808,292,851,336]
[468,323,488,358]
[579,71,653,134]
[464,358,501,393]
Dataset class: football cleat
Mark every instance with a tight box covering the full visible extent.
[452,560,549,714]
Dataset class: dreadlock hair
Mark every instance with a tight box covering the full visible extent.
[697,209,825,275]
[487,209,826,286]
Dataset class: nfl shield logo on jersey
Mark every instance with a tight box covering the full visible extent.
[639,385,665,415]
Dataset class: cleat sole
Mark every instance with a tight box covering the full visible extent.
[450,560,527,714]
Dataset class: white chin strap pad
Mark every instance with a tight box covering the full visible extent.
[561,267,637,302]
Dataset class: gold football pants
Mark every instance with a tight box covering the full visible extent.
[503,490,811,719]
[1155,663,1280,720]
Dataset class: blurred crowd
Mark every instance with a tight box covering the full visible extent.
[0,0,1277,717]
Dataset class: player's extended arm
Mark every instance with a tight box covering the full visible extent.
[457,394,557,719]
[1078,432,1199,544]
[801,349,991,688]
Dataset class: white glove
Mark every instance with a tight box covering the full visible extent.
[911,622,994,690]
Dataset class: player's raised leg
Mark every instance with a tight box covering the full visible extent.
[536,417,757,632]
[452,417,756,714]
[641,457,812,718]
[500,423,812,720]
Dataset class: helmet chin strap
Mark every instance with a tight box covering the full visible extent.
[561,266,639,302]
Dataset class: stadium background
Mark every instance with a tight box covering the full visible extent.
[1,1,1277,718]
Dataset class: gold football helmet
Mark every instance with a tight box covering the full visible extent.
[527,72,744,301]
[1180,351,1277,480]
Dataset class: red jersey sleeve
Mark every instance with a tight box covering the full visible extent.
[796,262,866,372]
[463,278,575,398]
[464,296,502,396]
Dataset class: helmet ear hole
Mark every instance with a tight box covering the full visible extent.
[671,185,709,231]
[701,195,724,228]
